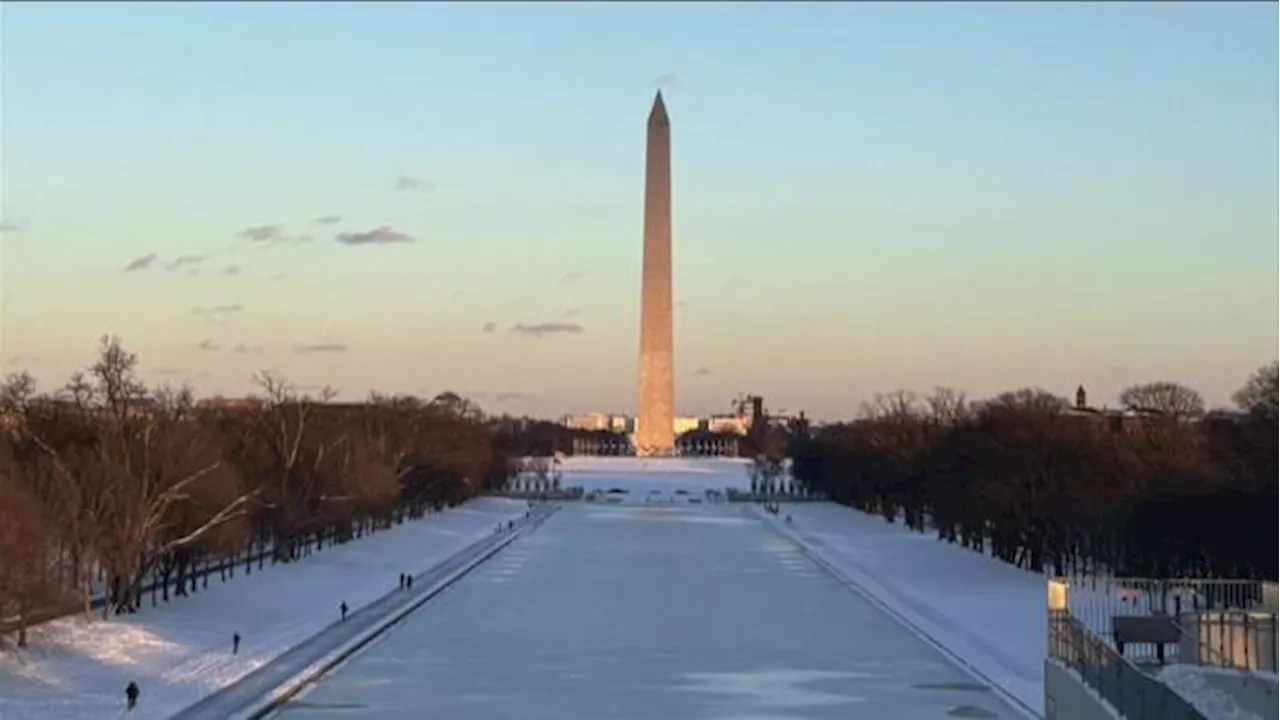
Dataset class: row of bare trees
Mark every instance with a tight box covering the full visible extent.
[790,364,1279,582]
[0,336,507,648]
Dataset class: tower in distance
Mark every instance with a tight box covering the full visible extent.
[635,91,676,457]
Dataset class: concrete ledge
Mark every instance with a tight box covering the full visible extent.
[173,504,559,720]
[1044,659,1122,720]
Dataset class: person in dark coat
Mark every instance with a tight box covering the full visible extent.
[340,602,348,621]
[125,681,140,710]
[232,632,241,654]
[406,574,413,589]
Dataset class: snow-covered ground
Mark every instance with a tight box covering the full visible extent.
[276,503,1025,719]
[759,502,1047,717]
[0,497,530,720]
[1156,664,1278,720]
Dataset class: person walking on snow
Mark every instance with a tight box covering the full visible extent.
[125,681,140,711]
[232,631,240,654]
[406,574,413,589]
[340,602,348,621]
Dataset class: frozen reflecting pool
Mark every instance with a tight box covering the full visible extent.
[275,503,1021,719]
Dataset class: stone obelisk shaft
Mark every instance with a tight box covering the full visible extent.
[636,91,675,456]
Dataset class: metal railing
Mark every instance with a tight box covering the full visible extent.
[1179,611,1278,673]
[1059,573,1280,653]
[1049,609,1208,720]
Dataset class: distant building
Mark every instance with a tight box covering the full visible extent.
[1066,386,1178,435]
[560,400,808,440]
[564,412,614,432]
[673,416,702,436]
[565,412,700,436]
[709,414,748,435]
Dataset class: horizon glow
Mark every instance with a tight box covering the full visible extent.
[1,3,1276,420]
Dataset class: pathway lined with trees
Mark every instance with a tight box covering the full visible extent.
[0,336,509,648]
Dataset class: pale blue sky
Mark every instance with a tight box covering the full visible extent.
[1,2,1276,420]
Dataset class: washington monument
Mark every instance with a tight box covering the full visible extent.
[636,90,675,457]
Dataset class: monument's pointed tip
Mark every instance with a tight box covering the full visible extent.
[649,90,668,124]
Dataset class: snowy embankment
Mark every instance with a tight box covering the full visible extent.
[0,497,530,720]
[757,502,1047,719]
[1157,665,1278,720]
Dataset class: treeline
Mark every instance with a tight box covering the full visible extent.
[491,421,614,457]
[790,366,1279,582]
[0,336,509,647]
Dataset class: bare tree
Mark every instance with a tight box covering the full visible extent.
[859,390,922,421]
[2,373,110,618]
[72,341,256,612]
[0,370,37,413]
[0,464,61,648]
[428,391,483,421]
[984,387,1069,414]
[924,386,969,424]
[1232,361,1278,421]
[1119,381,1205,419]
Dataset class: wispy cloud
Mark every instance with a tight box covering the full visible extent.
[334,226,415,246]
[231,343,264,355]
[693,366,712,377]
[222,265,242,276]
[561,308,580,318]
[197,339,221,352]
[190,301,243,324]
[237,224,283,242]
[193,304,243,318]
[0,220,25,234]
[675,300,688,310]
[314,215,342,225]
[124,253,159,272]
[166,254,206,271]
[481,321,497,334]
[510,322,584,338]
[396,175,434,192]
[495,391,531,403]
[560,270,585,283]
[294,342,348,354]
[653,72,679,90]
[272,272,288,281]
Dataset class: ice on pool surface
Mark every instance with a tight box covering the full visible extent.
[276,504,1022,720]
